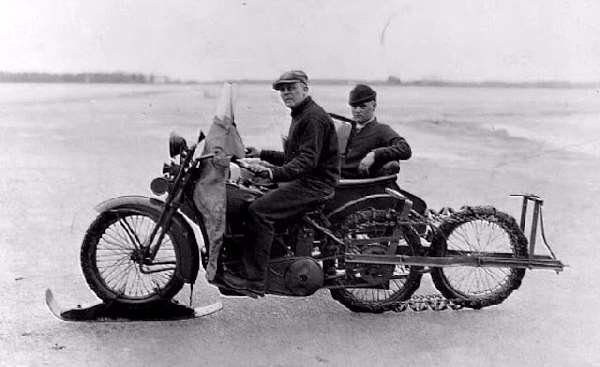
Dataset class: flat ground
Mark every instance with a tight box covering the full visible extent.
[1,84,599,367]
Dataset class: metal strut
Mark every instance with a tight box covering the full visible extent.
[509,193,562,267]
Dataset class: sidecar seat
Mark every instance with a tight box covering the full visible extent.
[325,174,428,234]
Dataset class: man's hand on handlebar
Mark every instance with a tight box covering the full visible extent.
[237,158,272,181]
[247,164,272,180]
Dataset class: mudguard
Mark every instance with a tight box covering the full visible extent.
[326,193,408,225]
[94,196,200,284]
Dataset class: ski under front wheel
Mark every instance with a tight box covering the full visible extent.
[80,209,184,304]
[430,206,528,309]
[330,208,423,313]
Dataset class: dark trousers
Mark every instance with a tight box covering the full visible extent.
[242,178,334,281]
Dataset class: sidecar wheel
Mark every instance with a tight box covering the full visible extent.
[430,206,528,309]
[329,209,423,313]
[81,210,184,304]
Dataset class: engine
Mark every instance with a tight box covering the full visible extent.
[283,258,324,296]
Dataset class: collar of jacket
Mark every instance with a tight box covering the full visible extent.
[290,96,313,118]
[355,117,377,131]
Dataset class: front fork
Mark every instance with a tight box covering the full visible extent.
[144,153,199,262]
[142,191,182,263]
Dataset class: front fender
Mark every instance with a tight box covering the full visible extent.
[95,195,200,284]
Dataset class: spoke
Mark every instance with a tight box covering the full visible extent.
[101,260,134,287]
[106,226,136,250]
[102,231,135,251]
[112,262,136,292]
[450,226,477,252]
[118,217,143,250]
[105,225,129,245]
[96,256,129,263]
[483,227,506,252]
[98,255,132,273]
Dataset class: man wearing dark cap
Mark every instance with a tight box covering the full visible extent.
[220,70,339,296]
[342,84,412,178]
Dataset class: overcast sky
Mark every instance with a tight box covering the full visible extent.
[1,0,599,82]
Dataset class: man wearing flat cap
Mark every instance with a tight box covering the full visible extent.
[342,84,412,178]
[220,70,339,296]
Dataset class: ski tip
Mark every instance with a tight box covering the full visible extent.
[45,288,67,321]
[45,288,57,307]
[193,301,223,317]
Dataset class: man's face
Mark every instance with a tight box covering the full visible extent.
[351,100,376,123]
[279,82,308,108]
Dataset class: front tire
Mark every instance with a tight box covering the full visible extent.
[81,210,184,304]
[430,206,528,309]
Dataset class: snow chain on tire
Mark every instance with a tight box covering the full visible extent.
[390,294,465,312]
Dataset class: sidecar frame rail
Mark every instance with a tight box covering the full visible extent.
[344,193,566,272]
[344,253,565,271]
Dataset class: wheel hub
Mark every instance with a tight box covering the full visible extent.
[129,249,152,265]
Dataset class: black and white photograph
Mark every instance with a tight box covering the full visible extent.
[1,1,599,366]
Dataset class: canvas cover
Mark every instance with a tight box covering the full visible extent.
[193,83,245,281]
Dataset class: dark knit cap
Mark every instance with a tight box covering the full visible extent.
[348,84,376,106]
[272,70,308,91]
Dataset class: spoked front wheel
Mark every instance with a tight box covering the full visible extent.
[431,206,528,309]
[80,210,183,304]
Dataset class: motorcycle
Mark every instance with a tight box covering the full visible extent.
[79,130,565,314]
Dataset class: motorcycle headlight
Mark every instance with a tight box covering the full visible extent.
[150,177,169,196]
[169,133,188,158]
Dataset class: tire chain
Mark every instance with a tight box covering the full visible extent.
[395,207,465,312]
[391,294,465,312]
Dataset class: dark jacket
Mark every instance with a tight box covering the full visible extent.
[260,96,340,186]
[341,118,411,178]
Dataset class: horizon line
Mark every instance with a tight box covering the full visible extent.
[1,71,599,88]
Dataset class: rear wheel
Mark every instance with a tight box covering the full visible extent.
[81,210,184,304]
[430,206,528,309]
[330,208,423,313]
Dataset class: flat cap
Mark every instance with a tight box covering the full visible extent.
[348,84,376,106]
[272,70,308,91]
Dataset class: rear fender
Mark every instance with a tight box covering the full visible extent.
[95,195,200,284]
[326,194,408,224]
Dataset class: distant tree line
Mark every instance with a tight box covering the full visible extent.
[0,72,174,84]
[229,75,599,89]
[380,76,600,89]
